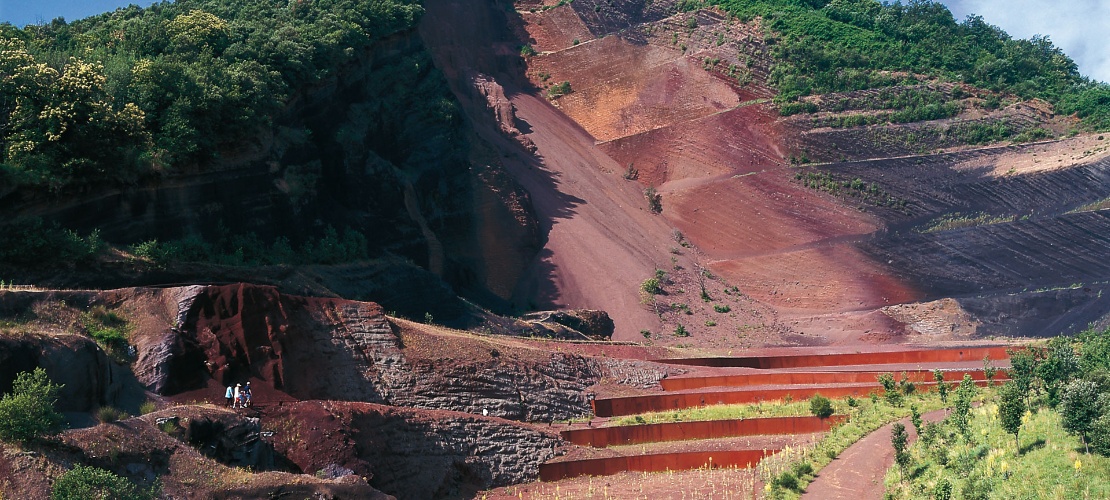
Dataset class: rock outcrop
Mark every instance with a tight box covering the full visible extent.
[265,401,563,500]
[130,284,668,421]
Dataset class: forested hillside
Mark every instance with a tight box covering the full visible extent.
[708,0,1109,128]
[1,0,424,189]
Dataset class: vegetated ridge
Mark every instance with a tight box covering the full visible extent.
[2,0,1110,497]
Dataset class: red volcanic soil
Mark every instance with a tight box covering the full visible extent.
[451,0,932,346]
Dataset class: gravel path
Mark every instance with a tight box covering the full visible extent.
[802,408,947,499]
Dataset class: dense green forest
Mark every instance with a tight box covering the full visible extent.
[0,0,423,190]
[706,0,1109,129]
[3,0,1107,193]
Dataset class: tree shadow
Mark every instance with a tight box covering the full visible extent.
[1019,438,1046,455]
[907,463,929,481]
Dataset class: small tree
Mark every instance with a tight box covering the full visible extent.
[879,373,902,406]
[933,369,949,403]
[891,422,910,481]
[1060,379,1101,452]
[910,404,923,435]
[998,381,1026,452]
[899,371,916,395]
[951,374,975,437]
[0,367,65,443]
[810,394,834,418]
[983,355,998,386]
[1037,338,1079,406]
[1008,347,1039,405]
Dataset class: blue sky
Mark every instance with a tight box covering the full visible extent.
[0,1,163,27]
[938,0,1109,83]
[0,0,1105,82]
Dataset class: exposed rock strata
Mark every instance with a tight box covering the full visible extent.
[265,401,563,500]
[131,284,667,421]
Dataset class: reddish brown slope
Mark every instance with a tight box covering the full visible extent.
[420,0,691,340]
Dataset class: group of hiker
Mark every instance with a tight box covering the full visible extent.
[224,382,252,409]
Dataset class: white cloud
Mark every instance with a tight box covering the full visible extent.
[939,0,1110,83]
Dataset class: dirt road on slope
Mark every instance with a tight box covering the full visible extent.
[803,408,947,499]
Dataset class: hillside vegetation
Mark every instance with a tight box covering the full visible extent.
[704,0,1109,129]
[0,0,423,189]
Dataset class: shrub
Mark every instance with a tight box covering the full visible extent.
[809,394,834,418]
[97,406,128,424]
[0,367,64,443]
[644,186,663,213]
[773,471,798,490]
[51,465,146,500]
[139,401,157,415]
[934,478,953,500]
[1091,413,1110,456]
[80,307,131,362]
[879,373,903,406]
[673,324,689,337]
[640,277,663,295]
[547,81,573,98]
[713,304,731,313]
[1060,379,1101,449]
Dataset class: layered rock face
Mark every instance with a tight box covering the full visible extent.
[132,284,667,421]
[266,401,562,500]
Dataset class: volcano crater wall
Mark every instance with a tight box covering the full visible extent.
[133,284,667,421]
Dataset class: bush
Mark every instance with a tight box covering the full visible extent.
[1060,379,1101,447]
[51,465,146,500]
[644,186,663,213]
[138,401,157,415]
[673,324,689,337]
[547,81,573,98]
[1091,413,1110,456]
[0,218,103,268]
[0,367,64,443]
[773,471,798,490]
[809,394,834,418]
[97,406,128,424]
[640,277,663,295]
[713,304,731,313]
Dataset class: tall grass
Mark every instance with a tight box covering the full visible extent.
[884,401,1110,499]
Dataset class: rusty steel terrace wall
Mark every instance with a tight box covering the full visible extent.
[561,415,847,447]
[592,379,1004,417]
[660,369,1005,391]
[652,347,1012,369]
[539,449,777,481]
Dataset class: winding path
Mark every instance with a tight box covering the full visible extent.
[802,408,947,499]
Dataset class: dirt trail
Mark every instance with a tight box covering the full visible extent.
[803,408,947,499]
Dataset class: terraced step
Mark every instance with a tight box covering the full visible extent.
[539,448,778,481]
[561,415,847,447]
[652,346,1010,369]
[660,368,1003,391]
[592,379,1002,417]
